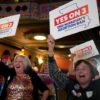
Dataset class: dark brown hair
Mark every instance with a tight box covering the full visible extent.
[74,59,97,79]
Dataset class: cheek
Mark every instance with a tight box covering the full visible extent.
[21,63,25,70]
[75,72,79,78]
[85,70,91,75]
[20,62,23,66]
[86,71,92,78]
[13,63,16,67]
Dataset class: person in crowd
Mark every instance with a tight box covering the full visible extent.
[0,75,4,96]
[28,55,39,72]
[0,50,11,66]
[39,62,56,100]
[0,54,49,100]
[0,50,11,97]
[47,35,100,100]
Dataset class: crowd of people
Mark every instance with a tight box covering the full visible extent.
[0,35,100,100]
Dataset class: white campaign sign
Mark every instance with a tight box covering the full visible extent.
[70,40,99,62]
[0,14,20,38]
[49,0,100,39]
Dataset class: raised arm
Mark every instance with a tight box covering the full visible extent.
[47,35,69,89]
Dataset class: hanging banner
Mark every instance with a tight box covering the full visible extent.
[0,14,20,38]
[70,40,99,62]
[49,0,100,39]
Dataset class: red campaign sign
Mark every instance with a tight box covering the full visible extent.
[54,5,88,26]
[0,22,13,30]
[74,46,92,57]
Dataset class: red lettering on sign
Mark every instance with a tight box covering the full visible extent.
[0,22,13,30]
[54,5,88,26]
[74,46,92,56]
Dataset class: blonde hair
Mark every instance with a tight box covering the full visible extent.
[14,55,32,73]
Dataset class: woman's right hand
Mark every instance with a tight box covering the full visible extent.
[47,35,55,56]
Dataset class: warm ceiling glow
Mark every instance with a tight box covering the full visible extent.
[34,35,46,40]
[18,51,24,55]
[38,57,43,64]
[68,54,71,57]
[15,0,19,2]
[21,48,24,52]
[18,48,25,55]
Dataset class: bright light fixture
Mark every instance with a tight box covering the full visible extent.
[15,0,19,2]
[68,54,71,57]
[38,57,43,64]
[34,35,46,40]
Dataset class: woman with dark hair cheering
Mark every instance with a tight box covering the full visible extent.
[47,35,100,100]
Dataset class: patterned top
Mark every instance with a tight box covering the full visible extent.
[48,56,69,89]
[6,75,33,100]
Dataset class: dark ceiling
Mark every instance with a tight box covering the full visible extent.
[0,0,100,58]
[0,0,69,3]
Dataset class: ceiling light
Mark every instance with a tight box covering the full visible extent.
[24,32,47,40]
[15,0,19,2]
[38,57,43,64]
[68,54,71,57]
[33,34,46,40]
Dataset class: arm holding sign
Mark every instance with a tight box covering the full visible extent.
[47,35,74,89]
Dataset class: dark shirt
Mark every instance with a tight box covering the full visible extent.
[48,56,100,100]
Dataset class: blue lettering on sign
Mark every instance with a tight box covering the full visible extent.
[57,16,86,32]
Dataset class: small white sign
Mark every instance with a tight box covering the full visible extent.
[70,40,99,62]
[49,0,100,39]
[0,14,20,38]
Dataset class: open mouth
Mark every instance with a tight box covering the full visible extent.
[79,75,85,78]
[15,65,20,69]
